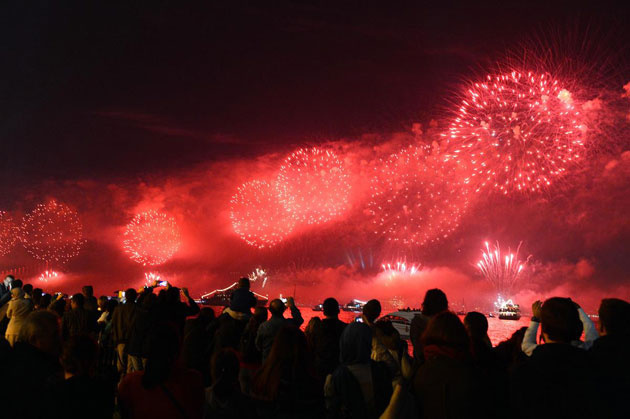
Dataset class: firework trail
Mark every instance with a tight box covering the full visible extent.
[444,70,586,194]
[367,144,469,246]
[230,180,295,248]
[123,210,181,266]
[37,270,60,283]
[476,241,527,298]
[20,200,85,264]
[381,260,422,280]
[276,147,351,225]
[248,267,268,288]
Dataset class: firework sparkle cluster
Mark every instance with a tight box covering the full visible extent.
[123,210,181,266]
[0,211,17,257]
[444,70,586,194]
[230,147,351,248]
[476,241,528,298]
[367,145,469,246]
[20,201,85,264]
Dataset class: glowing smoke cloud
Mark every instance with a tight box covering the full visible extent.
[276,147,351,225]
[20,200,84,264]
[367,145,469,246]
[476,241,527,299]
[444,70,586,194]
[230,180,295,248]
[123,210,181,266]
[0,211,17,257]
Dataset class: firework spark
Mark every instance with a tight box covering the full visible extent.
[37,269,60,283]
[0,211,17,257]
[444,70,586,194]
[367,145,469,246]
[381,260,422,280]
[20,201,85,264]
[476,241,527,298]
[276,147,351,225]
[248,267,268,288]
[230,180,295,248]
[123,210,181,266]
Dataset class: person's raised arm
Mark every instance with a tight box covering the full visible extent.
[573,301,598,348]
[181,288,200,316]
[286,297,303,327]
[522,300,542,356]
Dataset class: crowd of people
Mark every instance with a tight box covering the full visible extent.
[0,273,628,418]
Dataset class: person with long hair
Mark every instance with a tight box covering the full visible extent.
[251,325,323,418]
[118,324,204,419]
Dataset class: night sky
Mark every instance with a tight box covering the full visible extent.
[1,1,630,310]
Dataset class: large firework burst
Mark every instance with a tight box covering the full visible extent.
[444,70,586,194]
[123,210,181,266]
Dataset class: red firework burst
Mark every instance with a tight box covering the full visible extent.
[123,210,181,266]
[444,70,586,194]
[230,180,295,248]
[367,145,469,246]
[0,211,17,257]
[276,147,351,224]
[20,201,84,264]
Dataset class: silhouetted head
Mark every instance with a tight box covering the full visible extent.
[269,299,286,317]
[198,307,215,324]
[464,311,489,339]
[253,306,268,323]
[18,310,61,356]
[11,287,24,300]
[82,285,94,298]
[3,275,14,287]
[142,324,181,389]
[23,283,33,295]
[422,289,448,317]
[12,279,23,289]
[362,299,381,323]
[61,335,98,377]
[238,277,250,289]
[71,293,84,310]
[422,311,469,352]
[323,297,340,317]
[97,296,108,311]
[339,322,373,365]
[32,288,43,305]
[540,297,582,344]
[598,298,630,336]
[125,288,137,303]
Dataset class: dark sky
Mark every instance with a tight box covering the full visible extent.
[1,1,629,307]
[3,0,628,192]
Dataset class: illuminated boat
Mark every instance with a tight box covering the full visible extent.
[342,299,367,313]
[197,282,268,307]
[312,304,323,311]
[379,311,422,340]
[497,302,521,320]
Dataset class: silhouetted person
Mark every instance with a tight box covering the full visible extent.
[252,325,323,418]
[118,324,204,419]
[82,285,98,312]
[255,297,303,362]
[410,288,448,362]
[181,307,215,385]
[62,293,94,340]
[239,306,268,393]
[312,298,347,378]
[204,348,257,419]
[112,288,138,375]
[413,311,485,419]
[5,287,33,346]
[511,297,599,419]
[522,298,598,356]
[57,335,115,419]
[361,299,398,377]
[3,310,63,418]
[590,298,630,417]
[325,322,393,419]
[230,277,257,315]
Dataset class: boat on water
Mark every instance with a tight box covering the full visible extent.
[312,303,323,311]
[497,301,521,320]
[197,282,268,307]
[342,299,367,312]
[379,310,422,340]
